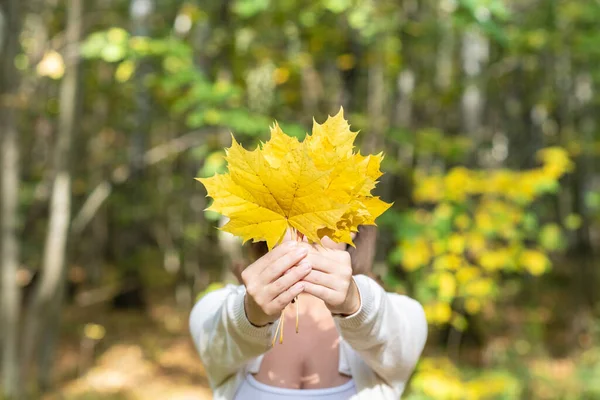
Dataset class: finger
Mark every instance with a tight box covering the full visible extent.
[315,245,348,263]
[246,240,298,275]
[303,252,335,273]
[301,281,338,304]
[267,262,312,300]
[268,281,305,314]
[302,269,340,291]
[260,246,308,283]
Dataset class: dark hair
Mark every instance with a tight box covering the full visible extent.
[233,225,379,282]
[346,225,378,276]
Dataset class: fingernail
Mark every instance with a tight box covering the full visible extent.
[284,241,297,248]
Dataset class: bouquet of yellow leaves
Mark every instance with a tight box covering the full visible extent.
[197,107,391,250]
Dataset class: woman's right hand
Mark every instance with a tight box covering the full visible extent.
[242,241,311,327]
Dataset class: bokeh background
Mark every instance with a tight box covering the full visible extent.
[1,0,599,399]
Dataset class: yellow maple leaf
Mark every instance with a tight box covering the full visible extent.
[306,107,358,165]
[197,108,391,249]
[199,138,350,249]
[262,122,301,167]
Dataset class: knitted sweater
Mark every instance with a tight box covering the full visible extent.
[189,274,428,399]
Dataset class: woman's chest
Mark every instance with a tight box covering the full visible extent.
[252,315,351,389]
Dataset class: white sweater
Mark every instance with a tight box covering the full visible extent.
[189,275,428,400]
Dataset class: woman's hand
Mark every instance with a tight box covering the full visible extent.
[242,241,311,327]
[300,244,361,316]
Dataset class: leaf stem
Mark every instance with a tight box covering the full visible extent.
[292,228,301,334]
[295,295,299,333]
[279,308,285,344]
[271,314,282,347]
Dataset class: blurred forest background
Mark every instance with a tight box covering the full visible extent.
[1,0,600,399]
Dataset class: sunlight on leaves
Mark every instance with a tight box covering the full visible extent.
[392,147,572,329]
[37,50,65,79]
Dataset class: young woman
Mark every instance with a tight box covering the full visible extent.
[189,226,428,399]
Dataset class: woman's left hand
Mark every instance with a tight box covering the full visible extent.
[298,243,361,316]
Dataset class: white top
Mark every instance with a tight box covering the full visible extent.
[189,275,428,400]
[235,374,357,399]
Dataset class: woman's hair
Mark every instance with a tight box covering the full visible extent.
[232,225,379,282]
[346,225,378,276]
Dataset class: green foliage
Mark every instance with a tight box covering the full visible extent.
[81,29,306,140]
[453,0,511,44]
[232,0,271,18]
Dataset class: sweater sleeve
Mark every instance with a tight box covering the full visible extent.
[334,275,428,386]
[189,285,277,388]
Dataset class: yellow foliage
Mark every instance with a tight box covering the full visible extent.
[478,248,511,272]
[438,272,457,300]
[434,203,454,220]
[433,239,449,256]
[456,266,480,284]
[487,169,515,193]
[396,146,571,323]
[466,232,487,255]
[537,147,574,178]
[444,167,474,202]
[414,175,444,203]
[84,323,106,341]
[412,357,521,399]
[454,213,471,230]
[475,210,494,233]
[519,249,550,276]
[464,298,481,314]
[463,278,494,298]
[115,60,135,82]
[424,302,453,324]
[273,67,290,85]
[401,239,432,272]
[411,358,464,399]
[464,373,521,399]
[413,147,571,205]
[433,253,462,271]
[198,108,391,249]
[448,233,466,254]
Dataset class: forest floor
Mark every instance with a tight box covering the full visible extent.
[44,295,212,400]
[38,257,600,399]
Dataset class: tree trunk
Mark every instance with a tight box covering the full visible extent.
[129,0,154,176]
[21,0,82,390]
[0,0,23,397]
[364,51,386,154]
[435,3,454,92]
[461,28,489,165]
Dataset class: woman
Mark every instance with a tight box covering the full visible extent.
[189,226,428,399]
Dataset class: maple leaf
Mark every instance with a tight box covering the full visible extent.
[198,137,349,249]
[305,107,358,169]
[197,107,391,249]
[262,122,300,168]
